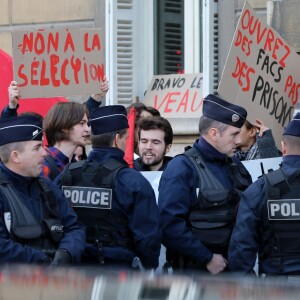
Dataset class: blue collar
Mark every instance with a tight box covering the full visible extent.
[195,137,228,162]
[0,163,37,186]
[88,147,127,164]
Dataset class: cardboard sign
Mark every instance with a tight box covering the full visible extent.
[0,48,67,117]
[143,73,203,118]
[218,1,298,148]
[12,28,105,98]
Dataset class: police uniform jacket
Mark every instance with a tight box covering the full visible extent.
[61,147,161,269]
[229,155,300,275]
[158,137,252,267]
[133,156,173,171]
[0,163,85,264]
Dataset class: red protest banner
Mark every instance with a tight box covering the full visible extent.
[143,73,203,118]
[218,1,298,148]
[124,107,136,168]
[12,28,105,98]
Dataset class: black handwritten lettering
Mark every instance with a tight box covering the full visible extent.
[252,75,294,128]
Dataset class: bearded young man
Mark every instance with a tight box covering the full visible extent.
[134,116,173,171]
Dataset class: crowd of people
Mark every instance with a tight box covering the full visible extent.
[2,78,299,278]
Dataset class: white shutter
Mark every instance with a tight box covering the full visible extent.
[203,0,219,95]
[110,0,137,105]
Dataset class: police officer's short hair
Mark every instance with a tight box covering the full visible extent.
[138,116,173,146]
[0,142,25,164]
[199,116,229,136]
[91,129,127,147]
[43,102,89,147]
[282,135,300,151]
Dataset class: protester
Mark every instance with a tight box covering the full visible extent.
[2,80,109,180]
[134,116,173,171]
[234,118,280,160]
[126,103,161,155]
[42,102,90,179]
[0,115,85,264]
[158,94,252,274]
[229,112,300,275]
[56,105,161,270]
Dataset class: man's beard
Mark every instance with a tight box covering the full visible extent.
[142,151,166,167]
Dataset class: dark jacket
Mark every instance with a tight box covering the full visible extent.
[0,105,18,119]
[56,147,161,269]
[0,164,85,264]
[158,137,252,269]
[229,155,300,275]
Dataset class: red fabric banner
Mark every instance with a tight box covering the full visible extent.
[124,107,136,168]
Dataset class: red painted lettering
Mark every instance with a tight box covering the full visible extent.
[263,29,275,53]
[70,56,81,84]
[34,32,45,55]
[176,90,189,112]
[234,29,252,56]
[64,32,75,52]
[30,60,39,85]
[50,54,60,87]
[279,45,291,68]
[256,21,267,45]
[83,59,89,83]
[154,93,170,111]
[284,75,300,105]
[47,32,59,53]
[232,56,255,91]
[84,33,101,52]
[40,60,50,86]
[164,92,180,113]
[17,64,28,87]
[191,92,203,112]
[61,59,70,85]
[21,32,34,54]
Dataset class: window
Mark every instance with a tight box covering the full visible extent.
[155,0,184,75]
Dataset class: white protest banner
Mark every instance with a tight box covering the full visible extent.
[12,28,105,98]
[143,73,203,118]
[242,157,282,181]
[218,1,298,148]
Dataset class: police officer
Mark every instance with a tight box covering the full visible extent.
[57,105,161,269]
[229,112,300,275]
[158,94,252,274]
[0,115,85,264]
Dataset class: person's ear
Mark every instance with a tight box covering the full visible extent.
[249,127,257,138]
[10,150,21,164]
[208,128,219,142]
[114,133,121,148]
[281,141,287,156]
[165,144,172,154]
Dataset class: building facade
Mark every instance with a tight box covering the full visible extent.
[0,0,298,154]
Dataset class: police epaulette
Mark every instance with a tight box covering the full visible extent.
[265,169,286,186]
[68,160,86,170]
[103,159,127,171]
